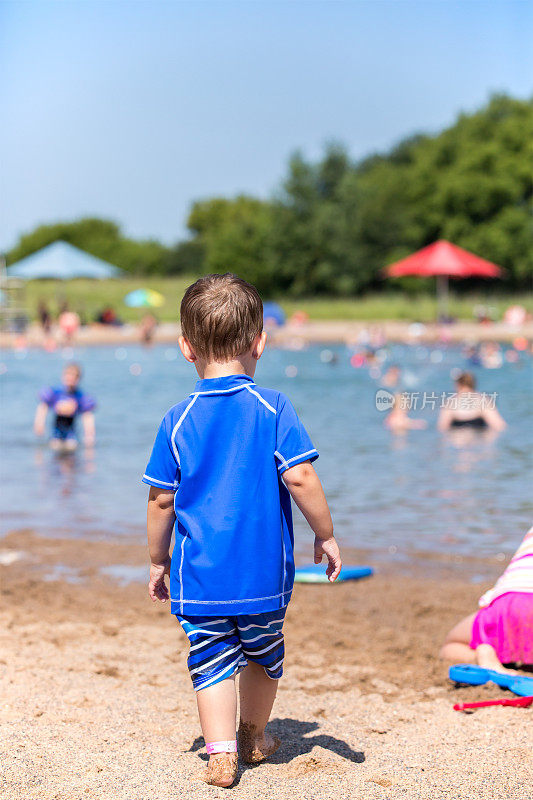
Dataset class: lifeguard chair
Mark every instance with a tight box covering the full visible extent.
[0,258,28,332]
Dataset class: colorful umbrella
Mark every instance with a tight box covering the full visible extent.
[123,289,164,308]
[385,240,503,319]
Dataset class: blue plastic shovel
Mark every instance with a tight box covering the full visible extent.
[449,664,533,697]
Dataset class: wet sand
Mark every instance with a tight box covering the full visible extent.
[1,530,532,799]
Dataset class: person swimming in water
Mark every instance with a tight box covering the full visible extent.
[384,393,427,434]
[382,364,401,388]
[34,362,96,450]
[479,340,503,369]
[437,371,506,432]
[440,527,533,673]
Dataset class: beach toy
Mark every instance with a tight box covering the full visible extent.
[294,565,373,584]
[449,664,533,697]
[454,696,533,712]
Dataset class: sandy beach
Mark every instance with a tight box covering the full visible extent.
[1,530,531,800]
[2,318,532,350]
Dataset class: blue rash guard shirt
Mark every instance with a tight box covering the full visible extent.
[142,374,318,616]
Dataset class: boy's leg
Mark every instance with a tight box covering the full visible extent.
[236,609,286,763]
[196,676,237,743]
[176,614,244,786]
[238,662,280,760]
[196,678,240,787]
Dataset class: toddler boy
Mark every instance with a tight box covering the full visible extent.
[144,274,341,787]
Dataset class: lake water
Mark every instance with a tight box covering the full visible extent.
[1,342,531,561]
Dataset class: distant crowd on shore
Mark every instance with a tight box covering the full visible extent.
[34,299,158,347]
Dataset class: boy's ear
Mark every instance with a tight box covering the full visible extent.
[178,335,197,363]
[252,331,267,360]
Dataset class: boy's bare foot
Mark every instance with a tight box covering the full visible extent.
[238,722,281,764]
[202,753,238,787]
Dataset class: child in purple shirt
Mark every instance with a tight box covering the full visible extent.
[34,362,96,450]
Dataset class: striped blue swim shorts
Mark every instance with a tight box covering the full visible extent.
[176,608,287,692]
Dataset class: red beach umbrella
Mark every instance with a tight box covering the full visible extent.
[385,240,503,319]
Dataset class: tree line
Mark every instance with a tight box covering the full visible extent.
[7,94,532,294]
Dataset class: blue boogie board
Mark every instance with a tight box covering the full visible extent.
[294,564,373,584]
[449,664,533,697]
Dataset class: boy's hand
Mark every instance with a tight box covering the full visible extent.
[314,536,342,582]
[149,558,171,603]
[282,462,338,580]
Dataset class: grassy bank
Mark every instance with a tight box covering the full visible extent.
[280,293,533,322]
[22,277,533,323]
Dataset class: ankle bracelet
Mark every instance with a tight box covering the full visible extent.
[206,739,237,754]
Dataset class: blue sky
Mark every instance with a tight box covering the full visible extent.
[1,0,531,251]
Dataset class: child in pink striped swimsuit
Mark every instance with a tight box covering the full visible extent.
[440,527,533,671]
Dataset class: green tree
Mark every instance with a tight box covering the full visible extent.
[187,196,276,293]
[269,145,361,294]
[7,94,532,291]
[357,94,533,288]
[165,240,205,275]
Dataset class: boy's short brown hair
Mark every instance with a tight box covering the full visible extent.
[180,273,263,361]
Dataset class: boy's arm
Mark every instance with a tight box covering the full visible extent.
[147,486,176,602]
[81,411,96,446]
[282,461,342,582]
[34,402,49,436]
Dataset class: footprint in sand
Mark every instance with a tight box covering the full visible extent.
[287,755,339,777]
[94,665,120,678]
[367,775,394,787]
